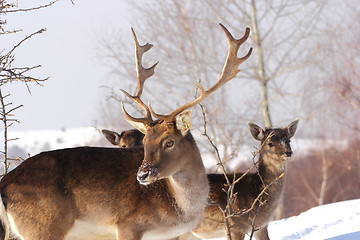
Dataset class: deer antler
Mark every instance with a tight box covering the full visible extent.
[121,28,158,125]
[149,23,252,123]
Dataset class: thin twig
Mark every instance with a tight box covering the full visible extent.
[0,0,59,14]
[199,102,235,240]
[4,29,46,59]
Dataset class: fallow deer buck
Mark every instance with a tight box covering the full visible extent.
[101,121,298,240]
[0,24,252,240]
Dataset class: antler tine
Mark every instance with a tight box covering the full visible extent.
[148,82,207,121]
[212,24,252,92]
[151,24,252,123]
[120,28,158,125]
[120,89,153,124]
[131,27,159,97]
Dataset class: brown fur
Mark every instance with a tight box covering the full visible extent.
[119,130,144,148]
[0,120,209,240]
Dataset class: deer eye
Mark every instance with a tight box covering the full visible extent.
[164,140,174,149]
[268,142,274,147]
[121,145,127,148]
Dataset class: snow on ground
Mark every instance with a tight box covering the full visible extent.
[269,199,360,240]
[7,127,102,155]
[205,199,360,240]
[5,127,349,158]
[3,127,104,172]
[5,127,255,172]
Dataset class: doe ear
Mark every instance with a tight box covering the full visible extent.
[248,122,264,141]
[125,120,147,135]
[175,110,192,136]
[101,129,121,146]
[285,118,299,138]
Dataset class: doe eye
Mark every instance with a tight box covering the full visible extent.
[165,141,174,149]
[268,143,274,147]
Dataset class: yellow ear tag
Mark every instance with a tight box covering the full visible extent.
[175,110,192,134]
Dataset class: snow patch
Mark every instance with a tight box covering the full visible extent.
[269,199,360,240]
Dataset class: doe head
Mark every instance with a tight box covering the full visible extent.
[248,119,299,161]
[101,129,144,148]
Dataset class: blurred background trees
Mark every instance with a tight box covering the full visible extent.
[283,3,360,217]
[96,0,360,219]
[285,138,360,218]
[96,0,330,159]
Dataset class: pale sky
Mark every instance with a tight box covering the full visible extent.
[2,0,130,131]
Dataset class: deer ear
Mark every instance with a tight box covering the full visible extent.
[175,110,192,136]
[101,129,121,145]
[248,122,264,141]
[285,118,299,138]
[125,120,147,134]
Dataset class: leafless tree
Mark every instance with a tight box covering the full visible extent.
[0,0,59,176]
[284,138,360,218]
[96,0,333,163]
[301,2,360,138]
[287,3,360,220]
[95,1,253,164]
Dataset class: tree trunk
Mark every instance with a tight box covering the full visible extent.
[250,0,272,128]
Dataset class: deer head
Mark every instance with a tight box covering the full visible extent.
[101,129,144,148]
[122,24,252,185]
[248,119,299,168]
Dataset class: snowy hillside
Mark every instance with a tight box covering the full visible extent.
[6,127,103,156]
[5,127,254,172]
[4,127,348,173]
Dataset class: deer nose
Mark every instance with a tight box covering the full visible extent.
[285,151,292,157]
[137,170,149,182]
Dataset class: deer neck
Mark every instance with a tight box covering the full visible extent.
[255,152,288,217]
[258,152,287,187]
[166,133,209,222]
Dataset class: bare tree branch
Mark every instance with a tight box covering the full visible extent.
[0,0,59,14]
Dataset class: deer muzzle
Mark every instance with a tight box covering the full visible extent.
[137,163,159,185]
[285,151,292,157]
